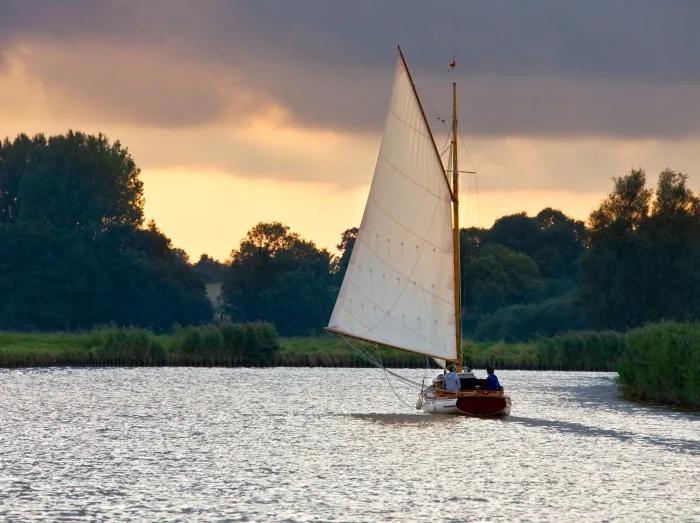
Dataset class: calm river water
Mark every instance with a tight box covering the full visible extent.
[0,368,698,522]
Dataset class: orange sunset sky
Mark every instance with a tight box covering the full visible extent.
[2,2,700,261]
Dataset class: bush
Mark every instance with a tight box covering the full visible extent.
[619,321,700,409]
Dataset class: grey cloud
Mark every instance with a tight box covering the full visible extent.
[2,1,700,137]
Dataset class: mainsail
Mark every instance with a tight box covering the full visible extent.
[327,52,458,362]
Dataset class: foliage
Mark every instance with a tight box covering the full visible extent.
[474,294,586,341]
[84,325,154,364]
[460,209,585,338]
[579,169,700,330]
[534,330,624,371]
[618,322,700,410]
[463,244,545,314]
[221,222,336,336]
[4,128,700,349]
[334,227,357,284]
[0,131,212,332]
[169,321,280,363]
[193,254,226,283]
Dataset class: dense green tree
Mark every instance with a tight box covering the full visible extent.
[221,222,336,335]
[459,210,584,337]
[579,168,700,330]
[476,209,585,285]
[0,134,44,223]
[0,131,211,331]
[16,131,144,232]
[334,227,357,284]
[474,294,586,341]
[483,212,541,258]
[534,208,586,280]
[193,254,226,283]
[463,244,544,315]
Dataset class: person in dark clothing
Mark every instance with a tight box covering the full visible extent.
[484,365,501,391]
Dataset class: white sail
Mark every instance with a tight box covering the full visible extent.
[328,54,457,361]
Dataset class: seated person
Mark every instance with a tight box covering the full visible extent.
[442,363,461,392]
[484,365,501,391]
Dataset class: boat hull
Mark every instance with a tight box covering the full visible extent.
[421,392,511,417]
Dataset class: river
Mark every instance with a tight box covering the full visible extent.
[1,368,698,522]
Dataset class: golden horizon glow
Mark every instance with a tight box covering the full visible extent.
[141,166,605,261]
[4,41,700,264]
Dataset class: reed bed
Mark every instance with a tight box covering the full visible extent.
[2,322,699,412]
[0,328,624,370]
[617,322,700,411]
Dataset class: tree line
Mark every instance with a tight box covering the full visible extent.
[3,131,700,340]
[0,132,212,331]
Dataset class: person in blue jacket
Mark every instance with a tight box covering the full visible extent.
[442,363,461,392]
[484,365,501,391]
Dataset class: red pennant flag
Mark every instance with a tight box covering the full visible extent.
[448,57,456,72]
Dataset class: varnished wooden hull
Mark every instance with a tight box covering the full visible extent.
[421,391,511,417]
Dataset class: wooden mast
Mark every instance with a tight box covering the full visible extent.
[451,81,462,370]
[397,45,461,367]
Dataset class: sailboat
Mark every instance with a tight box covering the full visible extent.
[326,46,511,417]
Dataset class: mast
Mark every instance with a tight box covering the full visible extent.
[451,81,462,370]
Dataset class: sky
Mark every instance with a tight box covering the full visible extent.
[2,0,700,260]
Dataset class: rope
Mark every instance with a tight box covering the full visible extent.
[376,346,415,408]
[334,334,428,409]
[458,127,481,228]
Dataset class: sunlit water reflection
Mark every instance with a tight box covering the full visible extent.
[1,368,698,522]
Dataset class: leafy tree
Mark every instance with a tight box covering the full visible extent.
[483,212,541,258]
[0,133,45,224]
[579,169,653,329]
[579,168,700,330]
[334,227,357,284]
[463,244,544,315]
[0,131,211,331]
[474,294,586,342]
[534,208,586,281]
[16,131,144,232]
[221,222,336,335]
[459,211,583,336]
[193,254,226,283]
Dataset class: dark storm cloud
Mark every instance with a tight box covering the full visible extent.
[2,0,700,137]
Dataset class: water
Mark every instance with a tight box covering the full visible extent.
[0,368,698,522]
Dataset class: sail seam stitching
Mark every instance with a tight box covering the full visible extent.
[351,232,453,306]
[378,150,446,201]
[367,191,449,256]
[331,293,447,358]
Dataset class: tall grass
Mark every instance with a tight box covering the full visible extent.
[534,331,625,371]
[618,322,700,410]
[0,321,282,367]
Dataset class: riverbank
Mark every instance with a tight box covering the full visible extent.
[1,322,698,412]
[0,325,621,370]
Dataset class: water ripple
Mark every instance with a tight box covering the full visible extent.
[0,368,698,522]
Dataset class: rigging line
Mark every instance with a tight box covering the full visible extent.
[335,335,423,389]
[457,128,477,173]
[457,127,481,227]
[414,85,453,164]
[376,346,416,408]
[440,137,452,160]
[474,169,482,228]
[415,85,450,135]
